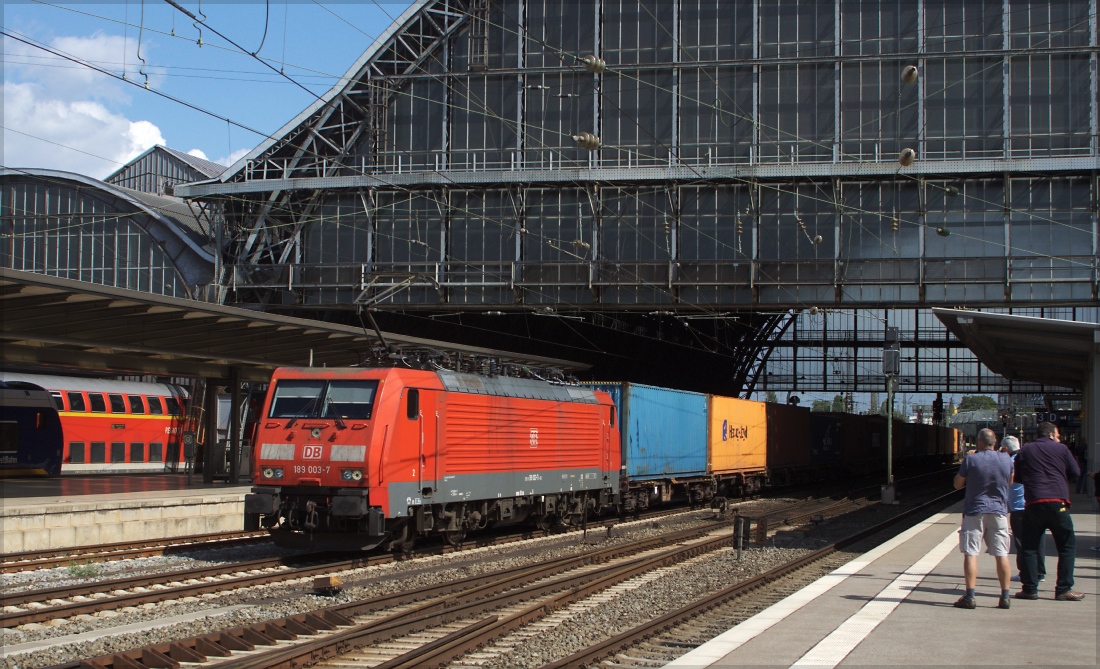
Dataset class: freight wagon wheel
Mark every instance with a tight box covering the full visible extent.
[443,528,466,547]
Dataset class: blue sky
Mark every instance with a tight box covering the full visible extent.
[3,1,415,178]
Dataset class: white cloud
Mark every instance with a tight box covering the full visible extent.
[187,148,210,160]
[2,31,166,179]
[3,82,165,179]
[214,148,251,167]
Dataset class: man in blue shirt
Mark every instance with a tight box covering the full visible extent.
[953,428,1014,609]
[1002,436,1045,583]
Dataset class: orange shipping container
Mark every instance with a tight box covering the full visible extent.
[707,395,768,476]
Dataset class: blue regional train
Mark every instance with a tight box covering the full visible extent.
[0,380,64,477]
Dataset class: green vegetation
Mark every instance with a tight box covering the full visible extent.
[958,395,997,411]
[67,560,102,578]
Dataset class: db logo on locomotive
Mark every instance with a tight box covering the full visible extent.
[302,445,323,460]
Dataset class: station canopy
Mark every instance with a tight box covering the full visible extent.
[0,268,583,381]
[933,308,1100,390]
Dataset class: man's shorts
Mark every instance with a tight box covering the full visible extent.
[959,513,1010,556]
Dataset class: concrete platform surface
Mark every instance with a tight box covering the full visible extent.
[0,473,244,501]
[0,475,251,553]
[671,493,1098,668]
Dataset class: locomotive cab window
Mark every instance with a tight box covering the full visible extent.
[108,394,126,413]
[49,391,64,411]
[148,397,164,415]
[128,396,145,414]
[68,392,86,412]
[89,393,106,413]
[323,380,379,420]
[269,380,326,418]
[406,389,419,419]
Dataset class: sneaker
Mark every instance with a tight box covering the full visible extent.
[998,596,1011,609]
[1055,590,1086,601]
[954,595,976,609]
[1010,574,1021,582]
[1039,576,1046,582]
[1014,591,1039,600]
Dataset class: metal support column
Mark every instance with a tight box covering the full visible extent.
[229,367,242,483]
[202,379,219,484]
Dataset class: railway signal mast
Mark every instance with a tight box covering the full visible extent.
[882,327,900,504]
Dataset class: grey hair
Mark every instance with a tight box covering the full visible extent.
[1001,435,1020,453]
[977,428,998,449]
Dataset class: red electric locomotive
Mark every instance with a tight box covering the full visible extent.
[245,367,621,550]
[0,373,189,473]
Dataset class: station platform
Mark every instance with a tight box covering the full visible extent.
[670,493,1099,668]
[0,475,251,553]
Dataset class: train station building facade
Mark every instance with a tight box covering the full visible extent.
[2,0,1097,397]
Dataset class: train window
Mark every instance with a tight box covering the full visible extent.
[128,396,145,414]
[130,443,145,462]
[149,442,163,462]
[109,394,126,413]
[110,442,126,463]
[89,394,106,413]
[148,397,164,415]
[0,422,17,453]
[406,388,419,420]
[165,397,182,416]
[90,442,106,463]
[68,392,86,412]
[610,406,616,427]
[69,442,85,463]
[323,380,380,420]
[270,380,326,418]
[50,391,64,411]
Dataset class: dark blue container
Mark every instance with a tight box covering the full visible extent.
[583,382,708,480]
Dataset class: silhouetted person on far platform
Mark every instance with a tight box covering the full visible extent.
[953,428,1014,610]
[1014,422,1084,602]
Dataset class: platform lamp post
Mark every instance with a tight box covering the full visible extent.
[882,327,900,504]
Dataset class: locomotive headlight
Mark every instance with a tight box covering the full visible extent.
[262,467,284,480]
[341,469,363,481]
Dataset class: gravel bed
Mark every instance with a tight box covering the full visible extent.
[466,544,816,669]
[457,493,954,669]
[4,502,791,669]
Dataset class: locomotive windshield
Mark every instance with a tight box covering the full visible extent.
[269,379,378,420]
[323,381,378,420]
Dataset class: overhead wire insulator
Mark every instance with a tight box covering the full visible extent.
[572,132,601,150]
[936,227,951,237]
[946,185,961,197]
[898,148,916,167]
[901,65,919,84]
[581,55,606,74]
[891,218,899,232]
[812,234,823,245]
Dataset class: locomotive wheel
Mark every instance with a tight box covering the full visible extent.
[443,528,466,547]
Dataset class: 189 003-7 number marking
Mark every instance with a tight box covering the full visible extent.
[294,465,330,474]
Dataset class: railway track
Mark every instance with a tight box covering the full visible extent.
[3,504,709,630]
[0,531,270,574]
[533,488,963,669]
[15,488,866,664]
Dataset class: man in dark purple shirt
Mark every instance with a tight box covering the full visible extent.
[1014,422,1083,601]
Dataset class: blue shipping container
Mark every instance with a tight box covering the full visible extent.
[583,383,708,480]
